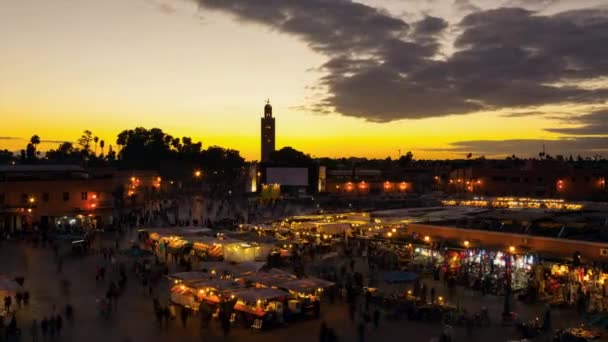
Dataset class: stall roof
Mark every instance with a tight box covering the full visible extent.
[169,272,210,282]
[197,261,265,276]
[230,288,289,303]
[279,277,334,293]
[475,210,551,222]
[186,279,243,291]
[0,276,22,294]
[246,268,297,286]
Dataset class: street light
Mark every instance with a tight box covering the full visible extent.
[509,246,516,253]
[194,170,202,178]
[464,240,470,247]
[28,197,35,204]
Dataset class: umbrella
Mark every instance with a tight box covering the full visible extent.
[383,271,418,284]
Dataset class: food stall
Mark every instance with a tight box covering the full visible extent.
[189,279,243,304]
[190,236,228,260]
[223,242,273,263]
[230,288,291,328]
[170,283,200,310]
[0,276,22,299]
[170,279,243,311]
[279,277,334,315]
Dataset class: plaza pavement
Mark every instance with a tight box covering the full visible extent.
[0,233,588,342]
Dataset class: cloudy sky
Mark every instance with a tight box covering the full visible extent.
[1,0,608,160]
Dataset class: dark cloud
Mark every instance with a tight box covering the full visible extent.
[197,0,608,122]
[427,137,608,157]
[0,137,21,140]
[413,16,448,37]
[500,111,546,118]
[545,109,608,135]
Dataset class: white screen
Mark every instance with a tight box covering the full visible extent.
[266,167,309,186]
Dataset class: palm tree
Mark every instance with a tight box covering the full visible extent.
[100,140,105,157]
[94,136,99,156]
[30,135,41,154]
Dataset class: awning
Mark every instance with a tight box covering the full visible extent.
[230,288,289,304]
[279,277,334,293]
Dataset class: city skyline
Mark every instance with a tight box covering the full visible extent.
[2,0,608,160]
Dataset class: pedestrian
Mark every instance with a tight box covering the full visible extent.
[180,307,188,328]
[313,300,321,319]
[40,317,48,340]
[155,307,163,328]
[373,308,380,329]
[357,321,365,342]
[31,318,39,342]
[4,295,12,312]
[319,321,328,342]
[163,306,170,327]
[16,292,23,308]
[55,314,63,336]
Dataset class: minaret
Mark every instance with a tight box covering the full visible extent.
[261,100,276,163]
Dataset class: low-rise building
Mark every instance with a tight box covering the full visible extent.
[0,165,160,233]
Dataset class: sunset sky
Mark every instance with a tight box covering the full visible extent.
[2,0,608,160]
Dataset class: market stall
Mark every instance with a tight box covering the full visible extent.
[279,277,333,314]
[0,276,22,299]
[223,242,273,263]
[190,236,228,260]
[230,288,291,327]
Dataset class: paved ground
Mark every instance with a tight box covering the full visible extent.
[0,232,590,342]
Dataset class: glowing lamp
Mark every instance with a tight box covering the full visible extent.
[464,240,470,247]
[424,236,430,242]
[509,246,516,253]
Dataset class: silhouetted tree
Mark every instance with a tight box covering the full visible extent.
[46,142,80,163]
[268,147,313,166]
[25,143,36,162]
[100,140,105,157]
[78,130,94,156]
[94,136,99,156]
[30,135,40,153]
[0,150,16,165]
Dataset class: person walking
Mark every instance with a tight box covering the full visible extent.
[373,308,380,329]
[180,307,188,328]
[357,320,366,342]
[40,317,48,340]
[55,314,63,337]
[4,296,12,312]
[31,319,39,342]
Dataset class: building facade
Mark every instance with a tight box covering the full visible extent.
[260,101,276,163]
[445,160,607,200]
[0,165,160,233]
